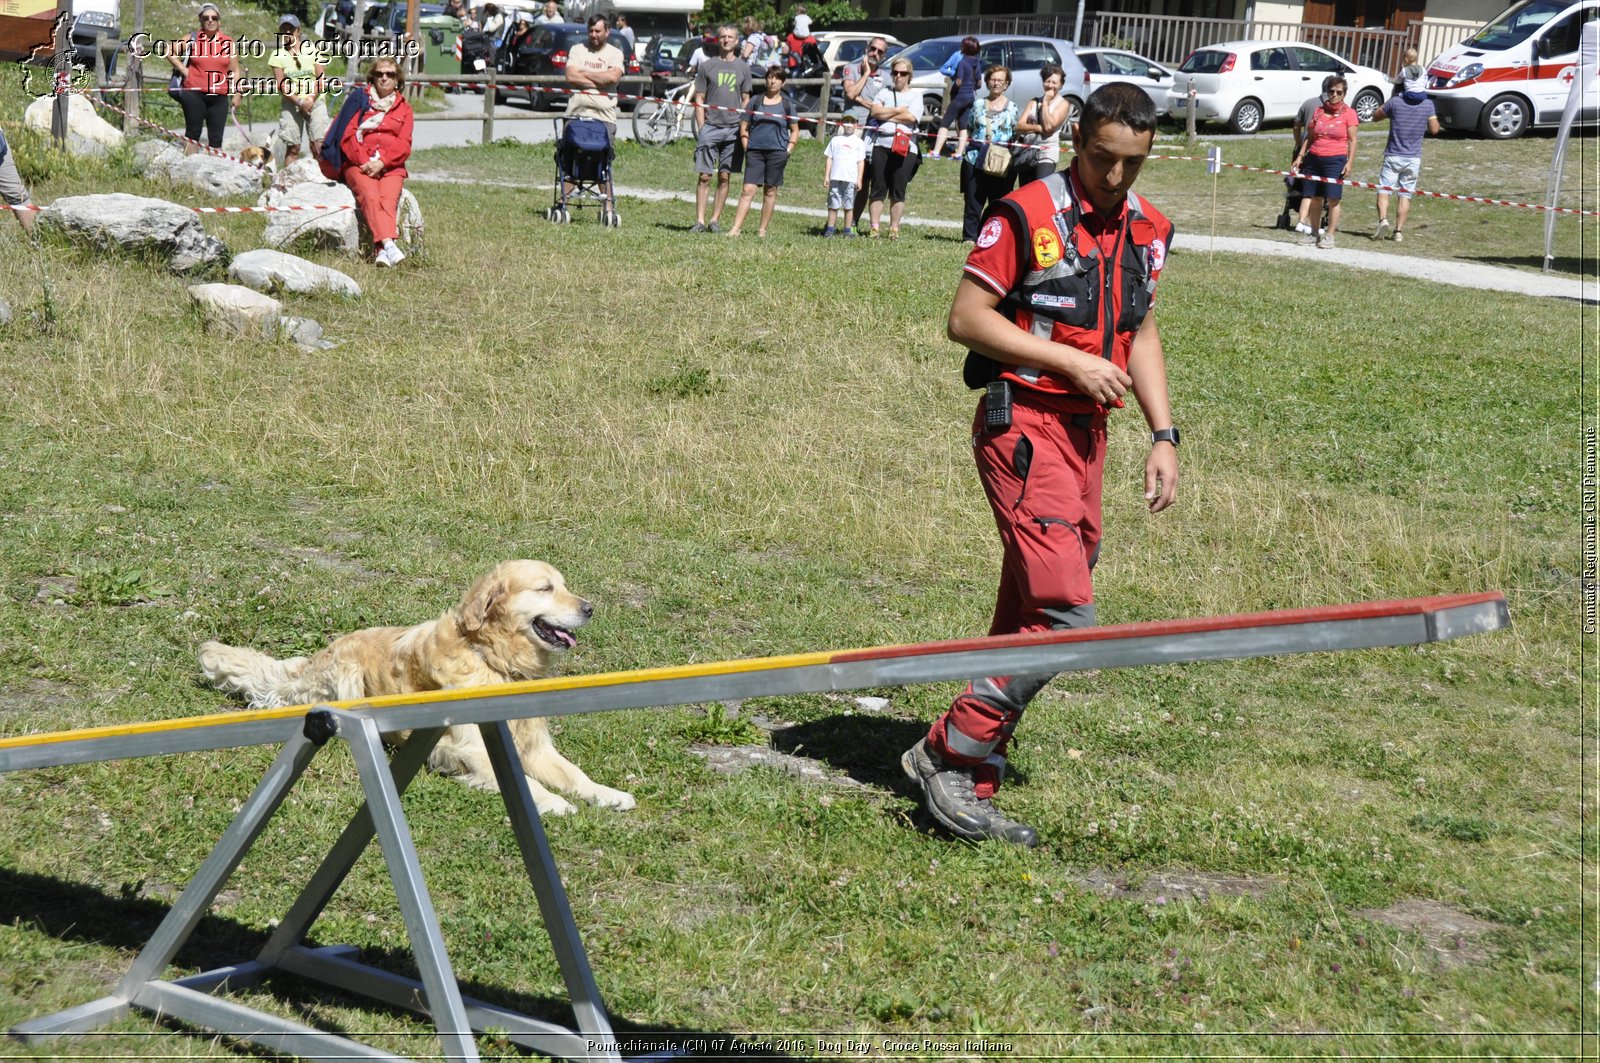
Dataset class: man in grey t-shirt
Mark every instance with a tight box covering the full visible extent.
[690,24,751,233]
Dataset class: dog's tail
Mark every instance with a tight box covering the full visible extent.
[198,641,312,710]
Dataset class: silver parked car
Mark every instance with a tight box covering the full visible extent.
[884,33,1091,129]
[1077,47,1177,117]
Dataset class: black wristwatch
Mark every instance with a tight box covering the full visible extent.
[1152,426,1181,447]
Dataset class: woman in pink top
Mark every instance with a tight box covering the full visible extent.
[166,3,240,153]
[1290,74,1358,248]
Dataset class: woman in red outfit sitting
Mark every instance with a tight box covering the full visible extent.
[340,58,414,267]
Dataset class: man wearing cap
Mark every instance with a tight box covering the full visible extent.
[1367,58,1439,244]
[268,14,330,169]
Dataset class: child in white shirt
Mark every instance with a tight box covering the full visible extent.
[822,114,866,237]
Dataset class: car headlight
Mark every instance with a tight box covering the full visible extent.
[74,11,115,28]
[1447,62,1483,87]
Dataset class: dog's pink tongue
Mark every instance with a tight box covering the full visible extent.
[554,628,577,649]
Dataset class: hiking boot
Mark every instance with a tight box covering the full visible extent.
[690,221,706,233]
[1373,219,1392,241]
[901,739,1039,847]
[707,220,721,234]
[821,226,836,237]
[1392,230,1404,244]
[1315,228,1333,249]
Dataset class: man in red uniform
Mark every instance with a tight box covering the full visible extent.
[903,83,1179,846]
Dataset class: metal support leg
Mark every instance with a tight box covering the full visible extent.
[480,720,621,1063]
[258,727,445,967]
[339,710,479,1062]
[115,726,323,996]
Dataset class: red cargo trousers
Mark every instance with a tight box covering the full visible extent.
[926,390,1105,797]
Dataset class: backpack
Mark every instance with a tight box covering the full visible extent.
[319,86,369,180]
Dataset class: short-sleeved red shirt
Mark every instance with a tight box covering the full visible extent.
[182,31,236,94]
[1305,103,1357,156]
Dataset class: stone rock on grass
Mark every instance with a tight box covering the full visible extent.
[280,314,333,351]
[189,282,283,340]
[23,94,124,157]
[690,743,867,788]
[262,158,327,197]
[1076,869,1278,904]
[1355,899,1499,969]
[40,193,227,272]
[262,180,358,255]
[0,296,10,326]
[166,152,267,198]
[132,139,179,176]
[229,249,361,297]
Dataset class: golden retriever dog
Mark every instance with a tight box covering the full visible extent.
[197,560,634,817]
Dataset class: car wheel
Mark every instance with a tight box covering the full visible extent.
[1479,93,1530,139]
[1064,95,1083,128]
[1227,97,1263,135]
[1351,87,1382,123]
[922,94,943,132]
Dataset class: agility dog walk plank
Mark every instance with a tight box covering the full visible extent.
[2,592,1508,1063]
[0,592,1509,774]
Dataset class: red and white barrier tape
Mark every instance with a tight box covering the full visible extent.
[74,87,266,167]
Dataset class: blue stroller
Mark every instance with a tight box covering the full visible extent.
[548,117,620,227]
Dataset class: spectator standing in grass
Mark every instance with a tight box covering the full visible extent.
[1289,89,1322,233]
[690,25,751,233]
[564,14,624,136]
[902,83,1177,848]
[1014,63,1071,184]
[861,56,923,239]
[167,3,240,154]
[821,112,865,236]
[960,64,1018,243]
[1291,73,1357,249]
[268,15,329,170]
[931,36,981,160]
[841,36,890,231]
[727,66,800,238]
[0,128,36,237]
[1367,62,1439,244]
[339,58,414,268]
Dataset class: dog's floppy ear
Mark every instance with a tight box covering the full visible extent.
[459,576,506,635]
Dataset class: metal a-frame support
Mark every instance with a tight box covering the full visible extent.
[11,707,633,1063]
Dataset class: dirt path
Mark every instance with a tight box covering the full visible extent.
[408,171,1596,304]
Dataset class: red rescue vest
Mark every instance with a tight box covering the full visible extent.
[967,168,1174,411]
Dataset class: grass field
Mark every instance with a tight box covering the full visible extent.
[0,43,1593,1063]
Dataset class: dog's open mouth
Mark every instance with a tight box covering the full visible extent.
[530,617,578,651]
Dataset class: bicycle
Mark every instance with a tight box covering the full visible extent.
[632,79,699,148]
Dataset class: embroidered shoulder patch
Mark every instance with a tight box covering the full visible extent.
[977,217,1003,249]
[1032,226,1062,269]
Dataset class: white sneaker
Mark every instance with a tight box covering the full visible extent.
[1392,230,1404,244]
[385,243,406,266]
[1294,221,1312,234]
[1373,219,1392,241]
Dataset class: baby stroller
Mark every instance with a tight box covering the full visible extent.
[547,117,620,227]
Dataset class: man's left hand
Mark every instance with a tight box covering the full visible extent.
[1144,445,1178,513]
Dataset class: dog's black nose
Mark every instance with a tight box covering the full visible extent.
[580,599,594,619]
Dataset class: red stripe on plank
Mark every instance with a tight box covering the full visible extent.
[828,592,1505,664]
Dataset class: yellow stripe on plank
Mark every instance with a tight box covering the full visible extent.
[0,646,840,752]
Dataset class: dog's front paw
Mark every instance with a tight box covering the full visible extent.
[532,786,577,817]
[585,785,636,811]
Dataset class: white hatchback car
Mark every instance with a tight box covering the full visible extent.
[1077,47,1178,116]
[813,31,905,76]
[1165,40,1391,133]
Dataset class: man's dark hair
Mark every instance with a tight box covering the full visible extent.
[766,64,789,80]
[1078,82,1157,139]
[586,13,607,29]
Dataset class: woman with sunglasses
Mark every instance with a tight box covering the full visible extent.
[1291,73,1358,248]
[959,64,1017,244]
[339,59,415,267]
[167,3,240,154]
[861,58,923,239]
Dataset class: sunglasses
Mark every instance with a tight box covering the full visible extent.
[866,47,884,55]
[891,69,910,76]
[199,14,219,21]
[1327,88,1346,96]
[372,70,397,79]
